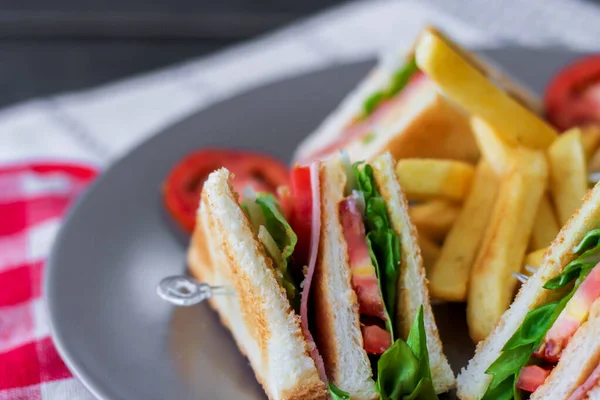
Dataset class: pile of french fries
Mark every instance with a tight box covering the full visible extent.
[397,30,600,343]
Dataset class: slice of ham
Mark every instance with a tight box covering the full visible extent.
[339,197,387,320]
[536,262,600,362]
[301,72,427,163]
[362,325,393,355]
[299,161,328,385]
[516,365,552,393]
[569,363,600,400]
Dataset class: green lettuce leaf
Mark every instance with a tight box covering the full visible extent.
[387,57,419,98]
[355,162,376,199]
[355,163,400,331]
[544,244,600,290]
[482,231,600,399]
[482,377,515,400]
[403,378,437,400]
[481,344,532,399]
[363,92,387,117]
[365,235,395,336]
[377,338,419,400]
[243,193,299,307]
[574,228,600,253]
[361,57,419,119]
[352,163,434,399]
[406,306,432,382]
[329,382,350,400]
[502,302,558,351]
[376,306,438,400]
[366,221,401,334]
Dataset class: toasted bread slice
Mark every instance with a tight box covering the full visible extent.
[531,300,600,400]
[371,153,455,393]
[457,183,600,400]
[313,153,454,397]
[187,169,326,400]
[293,46,479,165]
[313,156,377,399]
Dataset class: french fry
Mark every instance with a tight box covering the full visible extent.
[467,147,547,343]
[419,234,441,274]
[524,248,547,271]
[395,159,475,202]
[470,116,513,175]
[529,194,560,251]
[548,128,587,225]
[428,161,499,302]
[415,28,557,149]
[410,200,461,242]
[582,125,600,161]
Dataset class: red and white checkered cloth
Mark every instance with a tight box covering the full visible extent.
[0,162,98,399]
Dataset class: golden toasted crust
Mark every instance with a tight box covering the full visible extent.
[190,244,327,400]
[187,169,326,400]
[191,186,272,376]
[314,160,350,375]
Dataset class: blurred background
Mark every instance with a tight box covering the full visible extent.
[0,0,347,108]
[3,0,600,109]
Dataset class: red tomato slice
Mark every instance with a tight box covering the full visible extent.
[516,365,552,393]
[290,165,312,264]
[163,148,289,233]
[361,324,392,355]
[339,197,387,319]
[545,55,600,131]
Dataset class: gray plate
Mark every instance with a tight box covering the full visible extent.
[46,47,585,400]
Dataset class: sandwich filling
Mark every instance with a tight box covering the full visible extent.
[482,229,600,399]
[241,162,328,386]
[337,159,438,399]
[305,58,425,161]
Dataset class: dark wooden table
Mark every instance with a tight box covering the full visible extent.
[0,0,345,108]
